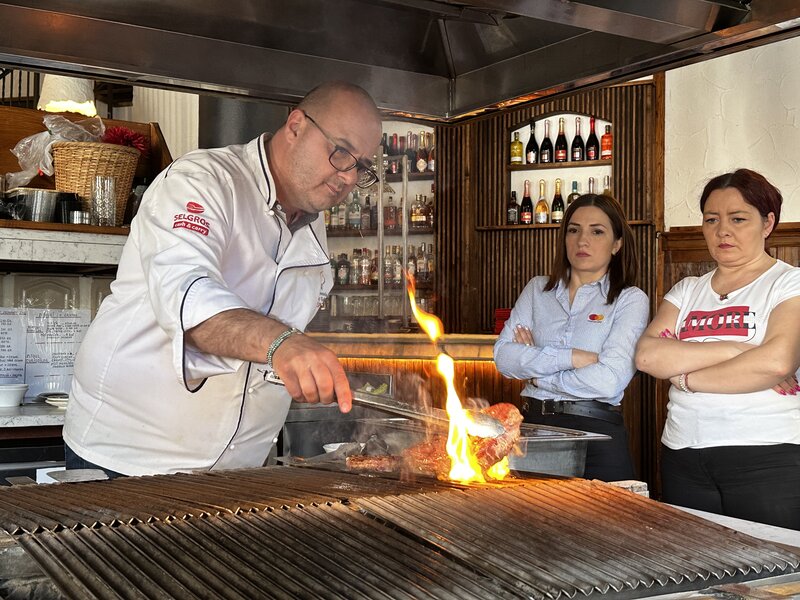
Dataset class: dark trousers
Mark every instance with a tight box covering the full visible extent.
[65,443,126,479]
[661,444,800,531]
[523,409,636,482]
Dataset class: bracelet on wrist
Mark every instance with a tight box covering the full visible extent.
[265,327,301,372]
[678,372,694,394]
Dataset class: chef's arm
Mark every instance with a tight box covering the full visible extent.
[185,308,352,411]
[634,300,750,379]
[670,297,800,394]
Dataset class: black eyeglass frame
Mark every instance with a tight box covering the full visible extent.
[301,110,379,189]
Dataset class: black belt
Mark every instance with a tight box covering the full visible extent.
[524,399,623,424]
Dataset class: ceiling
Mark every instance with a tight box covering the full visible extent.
[1,0,800,120]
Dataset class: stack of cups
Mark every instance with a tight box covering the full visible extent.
[91,175,116,227]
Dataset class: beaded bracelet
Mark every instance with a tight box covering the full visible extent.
[265,327,301,372]
[678,372,694,394]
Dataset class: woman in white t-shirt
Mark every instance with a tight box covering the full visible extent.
[635,168,800,531]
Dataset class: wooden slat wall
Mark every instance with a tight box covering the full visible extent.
[431,78,662,486]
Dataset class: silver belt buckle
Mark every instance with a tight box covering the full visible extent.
[541,400,559,415]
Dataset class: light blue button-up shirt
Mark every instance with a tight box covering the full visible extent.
[493,275,649,405]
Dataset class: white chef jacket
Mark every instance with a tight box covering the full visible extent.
[64,134,333,476]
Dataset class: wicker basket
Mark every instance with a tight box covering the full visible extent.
[52,141,141,226]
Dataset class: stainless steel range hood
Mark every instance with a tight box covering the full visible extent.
[1,0,799,119]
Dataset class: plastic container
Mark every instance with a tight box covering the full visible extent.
[0,384,28,407]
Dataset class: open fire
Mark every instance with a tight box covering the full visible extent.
[406,273,512,483]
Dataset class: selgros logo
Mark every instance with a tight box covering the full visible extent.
[186,201,204,214]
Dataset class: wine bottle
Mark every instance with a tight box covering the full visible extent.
[567,180,580,206]
[551,178,565,224]
[601,125,613,160]
[427,133,435,172]
[571,117,585,162]
[539,120,553,164]
[525,121,538,164]
[406,131,416,172]
[535,179,549,224]
[586,117,600,160]
[520,180,534,225]
[554,117,568,163]
[510,131,523,165]
[506,191,519,225]
[416,130,428,173]
[361,195,371,229]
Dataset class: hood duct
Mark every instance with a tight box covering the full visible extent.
[0,0,799,119]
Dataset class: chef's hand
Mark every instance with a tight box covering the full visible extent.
[271,334,352,412]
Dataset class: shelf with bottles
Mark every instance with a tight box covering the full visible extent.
[332,281,433,292]
[381,123,436,180]
[508,158,612,172]
[509,112,613,167]
[326,226,434,238]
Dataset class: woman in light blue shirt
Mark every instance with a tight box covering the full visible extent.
[494,193,649,481]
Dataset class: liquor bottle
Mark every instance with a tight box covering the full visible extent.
[427,133,435,172]
[329,204,338,230]
[535,179,549,224]
[336,253,350,286]
[360,248,371,285]
[348,191,362,230]
[416,130,428,173]
[539,120,553,164]
[406,131,416,172]
[603,175,612,195]
[506,190,519,225]
[588,177,596,194]
[554,117,568,163]
[520,180,534,225]
[406,245,417,277]
[601,125,613,160]
[381,133,388,156]
[370,253,379,285]
[510,131,523,165]
[571,117,585,162]
[336,195,348,229]
[525,121,538,164]
[323,207,331,230]
[425,242,435,280]
[420,194,432,228]
[384,196,397,231]
[427,183,435,228]
[361,195,372,230]
[416,242,428,282]
[349,249,360,285]
[586,117,600,161]
[329,252,336,281]
[551,178,565,224]
[383,245,393,285]
[567,180,581,206]
[411,194,425,228]
[392,245,403,284]
[370,196,378,230]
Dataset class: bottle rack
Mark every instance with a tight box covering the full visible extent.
[504,111,613,229]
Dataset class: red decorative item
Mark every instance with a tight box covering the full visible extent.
[102,126,149,158]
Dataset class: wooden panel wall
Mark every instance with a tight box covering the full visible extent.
[431,78,662,487]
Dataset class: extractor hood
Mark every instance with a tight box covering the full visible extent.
[1,0,799,119]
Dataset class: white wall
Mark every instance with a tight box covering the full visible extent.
[114,87,199,160]
[664,35,800,229]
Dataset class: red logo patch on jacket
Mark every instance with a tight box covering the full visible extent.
[186,201,205,214]
[173,213,210,236]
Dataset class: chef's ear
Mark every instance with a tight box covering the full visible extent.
[285,109,305,139]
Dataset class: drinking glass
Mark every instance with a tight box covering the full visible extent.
[91,175,116,226]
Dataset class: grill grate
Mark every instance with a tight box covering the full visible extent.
[2,468,799,599]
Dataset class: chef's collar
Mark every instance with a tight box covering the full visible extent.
[254,133,319,233]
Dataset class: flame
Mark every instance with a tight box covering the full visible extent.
[406,271,496,484]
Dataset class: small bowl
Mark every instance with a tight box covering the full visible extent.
[0,383,28,407]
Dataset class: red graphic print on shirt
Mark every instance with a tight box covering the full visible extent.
[186,201,204,214]
[678,305,755,340]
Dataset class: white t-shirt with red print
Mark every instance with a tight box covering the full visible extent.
[662,259,800,449]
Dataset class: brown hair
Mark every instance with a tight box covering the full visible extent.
[699,168,782,236]
[544,193,638,305]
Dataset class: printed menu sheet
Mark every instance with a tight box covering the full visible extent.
[0,308,91,398]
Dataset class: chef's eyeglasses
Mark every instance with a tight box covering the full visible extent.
[301,111,379,189]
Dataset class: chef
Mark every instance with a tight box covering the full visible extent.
[63,81,383,477]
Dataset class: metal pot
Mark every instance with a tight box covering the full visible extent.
[5,187,62,222]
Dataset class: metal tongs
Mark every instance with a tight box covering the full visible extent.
[264,372,504,439]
